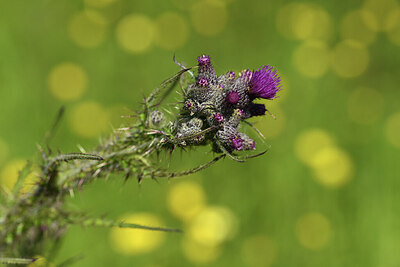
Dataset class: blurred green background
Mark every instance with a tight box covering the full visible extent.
[1,0,400,266]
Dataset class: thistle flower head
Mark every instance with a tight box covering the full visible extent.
[197,54,211,66]
[198,77,209,87]
[150,110,165,126]
[185,99,193,108]
[239,133,256,150]
[214,113,224,122]
[231,136,243,151]
[226,91,240,104]
[248,65,281,99]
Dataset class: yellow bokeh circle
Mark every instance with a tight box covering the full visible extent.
[154,12,189,50]
[385,8,400,31]
[292,41,330,78]
[331,40,369,78]
[295,129,335,166]
[311,146,353,188]
[276,3,333,41]
[340,10,377,45]
[47,62,88,101]
[0,159,37,194]
[241,235,278,267]
[116,14,155,54]
[295,212,332,250]
[276,3,301,39]
[85,1,123,24]
[347,87,384,125]
[363,0,399,31]
[292,5,333,41]
[171,0,194,10]
[386,9,400,46]
[385,112,400,149]
[0,137,8,164]
[84,9,109,26]
[167,181,206,222]
[68,101,109,138]
[181,237,221,264]
[68,11,108,48]
[84,0,117,8]
[188,206,237,247]
[191,0,228,36]
[109,213,165,255]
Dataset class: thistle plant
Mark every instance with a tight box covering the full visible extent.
[0,55,282,265]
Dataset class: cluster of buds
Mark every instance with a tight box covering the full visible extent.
[176,55,282,153]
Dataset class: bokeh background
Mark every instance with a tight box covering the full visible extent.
[1,0,400,266]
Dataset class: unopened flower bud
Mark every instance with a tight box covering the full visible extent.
[214,113,224,123]
[150,110,165,127]
[226,91,240,104]
[239,133,256,150]
[188,118,203,128]
[198,77,209,87]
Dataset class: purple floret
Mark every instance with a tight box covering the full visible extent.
[197,55,211,66]
[241,70,253,82]
[198,77,209,87]
[231,136,243,151]
[227,91,240,104]
[214,113,224,122]
[248,65,281,99]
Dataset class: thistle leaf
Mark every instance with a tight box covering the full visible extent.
[57,254,84,267]
[44,106,65,146]
[68,217,182,233]
[152,154,225,179]
[147,67,196,107]
[0,257,37,265]
[51,153,104,163]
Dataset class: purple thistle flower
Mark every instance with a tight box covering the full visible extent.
[198,77,209,87]
[197,55,211,66]
[214,113,224,122]
[231,136,243,151]
[226,91,240,104]
[248,65,281,99]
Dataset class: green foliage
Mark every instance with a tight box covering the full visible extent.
[0,66,235,263]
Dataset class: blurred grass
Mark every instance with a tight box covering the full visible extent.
[1,0,400,266]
